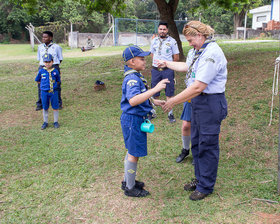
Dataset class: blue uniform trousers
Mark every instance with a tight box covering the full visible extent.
[37,65,62,107]
[191,93,227,194]
[151,68,175,97]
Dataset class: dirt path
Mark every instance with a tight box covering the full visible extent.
[0,49,123,61]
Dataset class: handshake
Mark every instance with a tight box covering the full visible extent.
[151,78,175,113]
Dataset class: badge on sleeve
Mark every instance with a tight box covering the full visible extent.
[127,80,138,86]
[205,57,215,63]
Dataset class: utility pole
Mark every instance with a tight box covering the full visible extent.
[244,11,247,40]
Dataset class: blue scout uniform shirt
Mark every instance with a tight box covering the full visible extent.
[35,68,61,91]
[121,65,153,117]
[150,36,179,67]
[37,42,63,66]
[187,42,227,94]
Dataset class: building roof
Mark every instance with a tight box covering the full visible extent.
[249,5,271,14]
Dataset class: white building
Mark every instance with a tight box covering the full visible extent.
[249,0,280,30]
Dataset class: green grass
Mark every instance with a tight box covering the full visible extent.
[0,42,280,223]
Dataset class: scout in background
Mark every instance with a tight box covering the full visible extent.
[35,54,61,130]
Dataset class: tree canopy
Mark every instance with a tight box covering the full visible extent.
[0,0,271,49]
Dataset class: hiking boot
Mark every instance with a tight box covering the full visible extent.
[124,186,150,197]
[189,190,209,201]
[121,180,145,190]
[168,114,176,123]
[36,106,43,111]
[184,178,199,191]
[53,122,60,128]
[176,148,189,163]
[41,122,48,130]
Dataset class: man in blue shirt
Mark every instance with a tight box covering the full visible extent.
[36,31,63,111]
[150,21,179,123]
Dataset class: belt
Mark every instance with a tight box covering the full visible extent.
[200,92,224,96]
[152,66,168,71]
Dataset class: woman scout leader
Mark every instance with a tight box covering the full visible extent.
[157,20,228,201]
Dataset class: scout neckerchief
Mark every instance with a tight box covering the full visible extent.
[44,41,53,54]
[185,37,216,87]
[124,69,148,89]
[123,69,155,107]
[157,36,168,56]
[44,67,55,93]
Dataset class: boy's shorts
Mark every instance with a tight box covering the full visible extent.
[180,101,191,122]
[41,90,59,110]
[151,68,175,97]
[120,113,147,157]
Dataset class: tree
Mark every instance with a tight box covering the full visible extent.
[232,0,269,38]
[152,0,250,60]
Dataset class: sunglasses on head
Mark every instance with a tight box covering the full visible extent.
[184,24,200,33]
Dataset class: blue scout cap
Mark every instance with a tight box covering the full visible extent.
[122,45,150,62]
[43,53,53,62]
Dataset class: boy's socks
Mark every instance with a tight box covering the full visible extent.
[182,135,191,150]
[53,110,59,123]
[123,153,128,182]
[43,109,49,123]
[168,109,174,116]
[125,160,137,190]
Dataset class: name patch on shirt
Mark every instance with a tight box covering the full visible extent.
[127,80,138,86]
[205,58,215,63]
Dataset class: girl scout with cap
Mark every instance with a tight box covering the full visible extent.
[157,21,228,201]
[120,45,169,197]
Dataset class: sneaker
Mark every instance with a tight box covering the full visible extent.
[176,148,189,163]
[189,190,209,201]
[124,186,150,197]
[41,122,48,130]
[184,178,199,191]
[168,114,176,123]
[121,180,145,190]
[36,106,43,111]
[53,122,60,128]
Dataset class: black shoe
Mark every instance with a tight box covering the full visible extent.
[168,114,176,123]
[41,122,48,130]
[59,106,63,110]
[36,106,43,111]
[121,180,145,191]
[124,186,150,197]
[176,148,189,163]
[189,190,209,201]
[53,122,60,128]
[184,178,199,191]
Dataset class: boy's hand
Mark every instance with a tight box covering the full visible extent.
[154,78,170,92]
[153,99,166,108]
[155,59,167,68]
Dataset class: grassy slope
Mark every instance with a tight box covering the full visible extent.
[0,42,279,223]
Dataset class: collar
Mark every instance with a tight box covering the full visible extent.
[44,41,53,48]
[124,65,140,77]
[43,67,55,72]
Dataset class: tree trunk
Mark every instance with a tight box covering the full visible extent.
[154,0,185,61]
[234,9,245,39]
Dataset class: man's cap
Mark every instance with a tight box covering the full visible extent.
[43,53,53,62]
[122,45,150,62]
